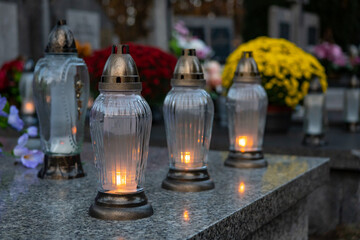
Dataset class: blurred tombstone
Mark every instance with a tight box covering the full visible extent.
[0,2,18,66]
[268,5,319,50]
[180,17,233,64]
[66,9,100,49]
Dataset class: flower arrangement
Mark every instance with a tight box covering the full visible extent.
[0,94,43,168]
[84,43,177,106]
[0,57,25,105]
[222,37,327,108]
[169,21,212,60]
[313,42,360,76]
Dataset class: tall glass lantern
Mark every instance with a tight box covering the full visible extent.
[33,20,89,179]
[19,60,37,126]
[89,45,153,220]
[344,75,360,132]
[162,49,215,192]
[302,77,327,146]
[225,52,268,168]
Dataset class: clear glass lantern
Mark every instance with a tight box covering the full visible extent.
[162,49,215,192]
[89,45,153,220]
[19,60,37,126]
[302,77,327,146]
[33,20,89,179]
[225,51,268,168]
[344,75,360,132]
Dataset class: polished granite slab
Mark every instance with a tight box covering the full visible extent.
[0,143,329,239]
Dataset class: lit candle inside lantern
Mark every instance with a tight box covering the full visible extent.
[23,101,35,114]
[110,170,137,194]
[183,210,189,221]
[181,152,192,164]
[236,136,253,152]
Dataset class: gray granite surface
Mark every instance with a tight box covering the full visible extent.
[0,143,329,239]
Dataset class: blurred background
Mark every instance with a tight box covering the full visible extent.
[1,0,360,238]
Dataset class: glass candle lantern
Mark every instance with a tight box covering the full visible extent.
[344,75,360,132]
[225,52,268,168]
[19,60,37,126]
[33,20,89,179]
[162,49,215,192]
[89,45,153,220]
[302,77,326,146]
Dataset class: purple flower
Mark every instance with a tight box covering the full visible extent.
[174,21,189,36]
[27,126,38,137]
[17,133,29,146]
[21,150,44,168]
[0,95,7,117]
[8,106,24,131]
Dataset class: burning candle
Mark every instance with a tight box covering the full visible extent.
[238,181,245,194]
[23,101,35,115]
[108,171,137,193]
[181,152,192,164]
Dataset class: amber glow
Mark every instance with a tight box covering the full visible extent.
[110,171,137,193]
[238,182,245,193]
[181,152,191,164]
[236,136,253,152]
[72,126,77,135]
[183,210,189,221]
[238,136,247,147]
[23,101,35,114]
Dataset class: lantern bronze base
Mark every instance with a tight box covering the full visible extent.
[302,134,326,147]
[346,122,360,133]
[162,168,215,192]
[38,154,85,180]
[225,151,267,168]
[89,191,153,221]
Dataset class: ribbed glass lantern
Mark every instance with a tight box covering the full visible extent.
[19,60,37,126]
[33,20,89,179]
[225,52,268,168]
[302,77,326,146]
[344,75,360,132]
[162,49,215,192]
[89,45,153,220]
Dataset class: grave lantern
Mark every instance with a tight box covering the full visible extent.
[302,77,326,146]
[33,20,89,179]
[162,49,215,192]
[344,75,360,132]
[19,59,36,126]
[89,45,153,220]
[225,52,268,168]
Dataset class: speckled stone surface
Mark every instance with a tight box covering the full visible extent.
[0,143,329,239]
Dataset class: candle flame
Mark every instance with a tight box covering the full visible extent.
[181,152,191,164]
[116,172,127,185]
[72,126,77,135]
[183,210,189,221]
[238,182,245,193]
[24,102,35,113]
[238,137,247,147]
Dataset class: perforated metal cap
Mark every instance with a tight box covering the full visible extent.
[308,77,322,93]
[99,45,142,91]
[234,51,261,83]
[171,49,206,87]
[45,20,77,53]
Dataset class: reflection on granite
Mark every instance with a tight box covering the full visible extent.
[0,144,329,239]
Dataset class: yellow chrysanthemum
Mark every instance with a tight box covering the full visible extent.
[222,36,327,108]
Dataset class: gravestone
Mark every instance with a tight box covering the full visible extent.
[0,2,18,66]
[66,9,100,49]
[268,5,319,49]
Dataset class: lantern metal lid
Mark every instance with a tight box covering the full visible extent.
[99,44,142,91]
[45,20,77,54]
[171,49,206,87]
[234,51,261,83]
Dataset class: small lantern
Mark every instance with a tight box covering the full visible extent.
[225,52,268,168]
[302,77,326,146]
[162,49,215,192]
[33,20,89,179]
[19,60,36,126]
[344,75,360,132]
[89,45,153,220]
